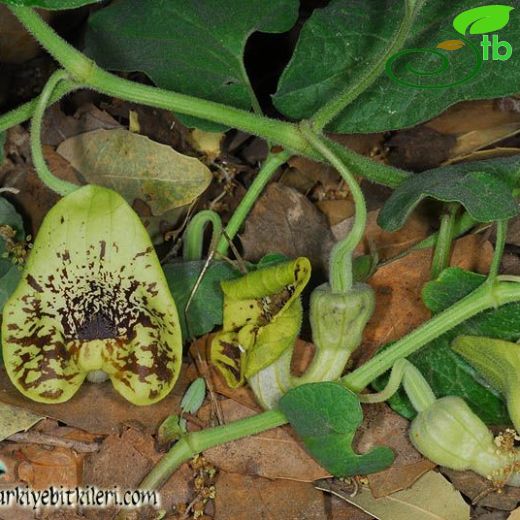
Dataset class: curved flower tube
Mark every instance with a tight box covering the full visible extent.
[2,185,182,406]
[210,257,311,389]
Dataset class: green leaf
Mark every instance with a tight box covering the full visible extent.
[85,0,299,130]
[374,267,513,424]
[274,0,520,133]
[164,260,242,340]
[279,382,394,476]
[0,0,100,8]
[378,156,520,231]
[453,5,514,35]
[181,377,206,415]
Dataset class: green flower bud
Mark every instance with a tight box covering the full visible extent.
[310,282,375,355]
[410,396,520,486]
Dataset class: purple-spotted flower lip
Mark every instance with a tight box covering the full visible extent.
[2,185,182,406]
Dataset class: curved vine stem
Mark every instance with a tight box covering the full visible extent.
[31,69,79,196]
[299,121,366,292]
[216,150,290,256]
[488,219,508,283]
[183,210,223,261]
[5,6,409,190]
[430,203,458,280]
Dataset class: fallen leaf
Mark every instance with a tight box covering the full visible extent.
[356,402,434,497]
[18,445,83,489]
[198,399,329,481]
[0,6,54,63]
[386,126,456,171]
[56,128,212,216]
[332,208,431,262]
[189,128,224,161]
[427,100,520,136]
[356,234,493,367]
[317,471,470,520]
[42,103,121,147]
[442,468,520,511]
[240,183,335,272]
[0,364,190,435]
[317,199,355,227]
[189,335,261,412]
[214,471,326,520]
[83,426,191,512]
[509,508,520,519]
[0,402,44,441]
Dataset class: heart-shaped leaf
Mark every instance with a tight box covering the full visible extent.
[85,0,299,130]
[279,382,394,476]
[274,0,520,133]
[453,5,514,35]
[378,156,520,231]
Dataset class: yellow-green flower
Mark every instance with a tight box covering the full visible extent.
[2,185,182,406]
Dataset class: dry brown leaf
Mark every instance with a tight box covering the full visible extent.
[508,508,520,519]
[317,199,355,226]
[198,399,329,481]
[17,445,83,489]
[82,426,191,518]
[356,403,434,498]
[214,471,326,520]
[240,183,335,272]
[0,6,54,63]
[189,335,261,412]
[386,126,456,171]
[442,468,520,511]
[332,208,430,262]
[0,365,190,435]
[427,100,520,135]
[356,234,493,367]
[42,103,121,147]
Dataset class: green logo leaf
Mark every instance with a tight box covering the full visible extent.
[453,5,514,35]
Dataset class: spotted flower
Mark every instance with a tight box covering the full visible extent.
[2,185,182,406]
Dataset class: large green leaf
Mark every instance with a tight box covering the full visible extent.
[85,0,299,130]
[273,0,520,133]
[279,382,394,476]
[378,155,520,231]
[0,0,100,8]
[373,268,513,424]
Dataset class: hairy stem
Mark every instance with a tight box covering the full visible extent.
[489,219,508,283]
[7,6,409,189]
[300,121,366,292]
[30,69,79,196]
[430,203,458,280]
[183,210,223,261]
[311,0,418,130]
[216,150,290,256]
[139,409,287,489]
